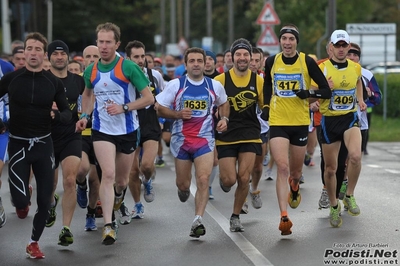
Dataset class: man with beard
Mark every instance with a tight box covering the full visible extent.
[214,38,264,232]
[124,40,165,221]
[46,40,85,247]
[0,32,71,259]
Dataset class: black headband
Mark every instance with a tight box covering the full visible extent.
[230,43,252,57]
[279,28,300,44]
[348,48,361,57]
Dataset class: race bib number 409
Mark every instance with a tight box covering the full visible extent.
[329,89,356,111]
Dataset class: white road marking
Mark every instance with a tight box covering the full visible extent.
[366,164,381,168]
[366,164,400,174]
[190,183,274,266]
[385,169,400,174]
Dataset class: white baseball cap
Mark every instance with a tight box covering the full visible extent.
[330,30,350,44]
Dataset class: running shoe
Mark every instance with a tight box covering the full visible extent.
[117,202,131,225]
[76,185,88,208]
[189,216,206,238]
[249,189,262,209]
[343,195,360,216]
[58,226,74,246]
[240,200,249,214]
[263,153,270,166]
[16,206,29,219]
[0,197,6,227]
[155,158,165,167]
[209,186,214,200]
[102,225,117,245]
[219,178,231,193]
[143,178,155,203]
[85,214,97,231]
[338,180,348,200]
[329,203,342,228]
[26,242,45,259]
[265,168,273,181]
[45,194,59,227]
[304,153,312,166]
[279,216,293,235]
[113,195,124,211]
[288,183,301,209]
[230,216,244,232]
[131,202,144,219]
[318,188,330,209]
[178,189,190,202]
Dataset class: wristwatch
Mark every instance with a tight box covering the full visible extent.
[122,104,129,113]
[220,116,229,123]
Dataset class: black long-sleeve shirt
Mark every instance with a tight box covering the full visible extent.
[50,71,84,142]
[0,67,71,138]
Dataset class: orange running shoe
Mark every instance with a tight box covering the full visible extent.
[279,216,293,235]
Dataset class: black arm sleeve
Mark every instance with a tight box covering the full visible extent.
[54,79,72,123]
[306,56,332,99]
[263,55,276,106]
[0,73,10,98]
[361,77,368,101]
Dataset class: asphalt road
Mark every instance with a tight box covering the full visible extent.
[0,142,399,266]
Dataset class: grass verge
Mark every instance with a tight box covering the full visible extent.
[369,113,400,141]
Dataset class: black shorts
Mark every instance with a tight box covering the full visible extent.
[53,133,82,168]
[82,136,96,165]
[138,110,161,146]
[217,143,262,159]
[162,120,172,133]
[269,125,308,146]
[320,112,359,144]
[92,130,138,154]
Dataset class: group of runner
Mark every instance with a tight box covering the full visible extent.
[0,21,381,260]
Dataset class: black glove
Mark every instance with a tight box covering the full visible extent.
[260,107,270,121]
[86,117,92,128]
[292,89,310,99]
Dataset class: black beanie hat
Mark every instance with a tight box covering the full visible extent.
[230,38,252,62]
[47,40,69,59]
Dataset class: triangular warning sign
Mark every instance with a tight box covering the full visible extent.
[257,26,279,46]
[256,3,280,25]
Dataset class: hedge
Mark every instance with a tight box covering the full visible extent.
[371,73,400,118]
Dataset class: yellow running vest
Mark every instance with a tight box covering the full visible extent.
[269,52,311,126]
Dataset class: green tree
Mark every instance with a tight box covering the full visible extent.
[52,0,159,53]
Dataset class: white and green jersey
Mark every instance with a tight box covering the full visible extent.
[83,56,149,135]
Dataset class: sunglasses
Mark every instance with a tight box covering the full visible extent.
[332,42,349,48]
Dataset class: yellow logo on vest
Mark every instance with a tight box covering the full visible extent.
[228,91,257,111]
